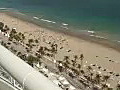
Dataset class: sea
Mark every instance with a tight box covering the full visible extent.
[0,0,120,42]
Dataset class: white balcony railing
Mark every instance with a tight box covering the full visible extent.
[0,45,62,90]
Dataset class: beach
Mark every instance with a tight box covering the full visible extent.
[0,12,120,89]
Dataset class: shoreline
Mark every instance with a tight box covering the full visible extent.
[3,11,120,52]
[3,10,120,52]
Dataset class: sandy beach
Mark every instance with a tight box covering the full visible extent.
[0,12,120,89]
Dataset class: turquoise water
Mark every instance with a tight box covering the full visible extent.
[0,0,120,40]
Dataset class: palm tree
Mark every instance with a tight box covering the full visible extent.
[14,35,21,42]
[74,55,78,62]
[103,75,110,84]
[44,46,50,51]
[72,68,79,76]
[17,51,22,56]
[80,54,84,69]
[80,54,84,60]
[71,55,78,67]
[72,61,76,67]
[50,43,58,58]
[51,43,55,50]
[4,25,9,32]
[58,65,63,72]
[63,56,70,64]
[87,66,93,73]
[80,70,85,75]
[94,74,101,84]
[80,69,85,77]
[39,61,42,66]
[18,32,22,36]
[1,41,4,45]
[1,41,8,48]
[27,55,34,67]
[64,56,69,61]
[28,39,34,44]
[35,39,39,43]
[54,43,58,51]
[0,22,4,31]
[17,32,25,42]
[27,55,39,67]
[37,46,45,56]
[77,64,81,72]
[63,62,69,72]
[68,72,75,78]
[87,66,93,81]
[22,34,25,40]
[11,29,17,34]
[19,54,27,61]
[101,83,108,90]
[90,73,94,81]
[117,83,120,90]
[35,52,42,59]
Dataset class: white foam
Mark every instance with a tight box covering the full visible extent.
[40,19,56,24]
[117,41,120,43]
[90,34,107,40]
[33,17,39,20]
[90,35,95,37]
[95,35,107,39]
[51,21,56,24]
[0,8,8,10]
[88,30,95,34]
[62,23,68,26]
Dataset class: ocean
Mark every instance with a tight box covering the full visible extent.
[0,0,120,41]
